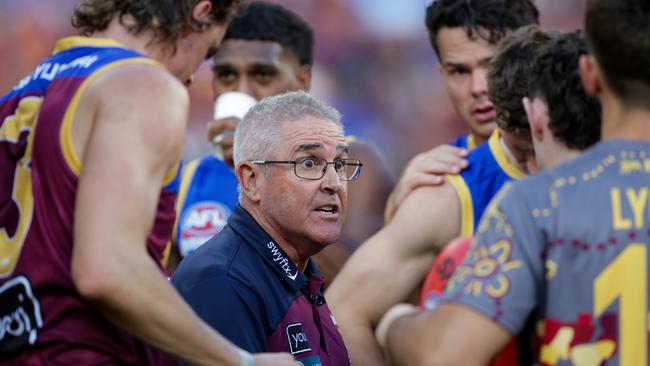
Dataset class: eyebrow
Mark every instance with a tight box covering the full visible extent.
[444,57,492,68]
[295,143,350,154]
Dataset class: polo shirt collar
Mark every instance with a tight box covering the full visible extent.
[229,205,310,291]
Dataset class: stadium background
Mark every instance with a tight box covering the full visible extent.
[0,0,584,176]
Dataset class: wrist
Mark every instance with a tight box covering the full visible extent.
[375,303,419,350]
[237,348,256,366]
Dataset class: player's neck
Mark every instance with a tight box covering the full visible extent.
[601,95,650,141]
[92,17,173,64]
[472,133,486,147]
[498,137,527,173]
[545,143,581,170]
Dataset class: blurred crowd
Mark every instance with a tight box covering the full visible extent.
[0,0,584,176]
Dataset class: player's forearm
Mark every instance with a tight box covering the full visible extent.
[338,321,386,365]
[385,311,435,366]
[383,190,399,224]
[75,254,242,366]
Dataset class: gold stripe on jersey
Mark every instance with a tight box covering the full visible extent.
[0,97,42,277]
[488,129,526,179]
[53,36,129,54]
[59,58,162,176]
[163,160,180,186]
[447,174,474,237]
[466,134,476,150]
[172,159,201,242]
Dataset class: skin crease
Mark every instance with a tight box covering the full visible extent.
[437,27,499,146]
[242,117,349,271]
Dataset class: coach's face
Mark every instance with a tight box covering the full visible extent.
[258,117,348,256]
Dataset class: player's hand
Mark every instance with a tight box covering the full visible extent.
[253,352,303,365]
[207,117,239,166]
[384,145,469,224]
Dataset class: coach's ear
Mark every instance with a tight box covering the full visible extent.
[237,162,263,203]
[580,54,602,97]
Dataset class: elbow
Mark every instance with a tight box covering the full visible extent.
[71,253,122,302]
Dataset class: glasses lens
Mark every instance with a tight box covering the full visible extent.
[295,157,327,179]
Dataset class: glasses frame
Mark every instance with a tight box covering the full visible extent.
[251,157,363,181]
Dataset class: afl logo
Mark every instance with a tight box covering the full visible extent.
[181,202,231,237]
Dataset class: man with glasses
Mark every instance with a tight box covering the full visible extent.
[171,2,393,287]
[173,91,355,366]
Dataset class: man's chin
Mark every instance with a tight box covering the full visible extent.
[309,230,342,248]
[470,121,497,140]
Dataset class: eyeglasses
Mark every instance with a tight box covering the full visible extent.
[251,157,363,181]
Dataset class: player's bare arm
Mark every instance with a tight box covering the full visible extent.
[384,303,511,366]
[385,144,468,224]
[327,182,461,365]
[71,64,284,366]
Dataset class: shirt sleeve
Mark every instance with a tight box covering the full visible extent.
[442,182,546,335]
[174,273,268,353]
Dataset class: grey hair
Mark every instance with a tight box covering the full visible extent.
[233,90,344,166]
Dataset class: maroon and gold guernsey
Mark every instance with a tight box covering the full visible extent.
[0,37,178,365]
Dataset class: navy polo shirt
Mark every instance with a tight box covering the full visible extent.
[172,205,350,366]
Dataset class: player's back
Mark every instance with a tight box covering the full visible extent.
[489,140,650,365]
[0,37,175,364]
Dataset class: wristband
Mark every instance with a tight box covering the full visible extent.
[375,303,419,349]
[237,348,256,366]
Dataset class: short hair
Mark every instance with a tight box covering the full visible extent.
[528,31,601,151]
[72,0,240,45]
[233,91,343,167]
[488,25,557,132]
[425,0,539,58]
[585,0,650,109]
[222,1,314,66]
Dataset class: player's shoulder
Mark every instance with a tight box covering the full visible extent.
[500,143,612,210]
[464,139,493,166]
[91,61,187,107]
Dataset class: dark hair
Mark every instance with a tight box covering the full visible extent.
[72,0,240,45]
[223,1,314,66]
[528,31,601,150]
[488,25,556,132]
[425,0,539,58]
[585,0,650,109]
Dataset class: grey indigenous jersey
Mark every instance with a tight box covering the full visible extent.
[443,140,650,365]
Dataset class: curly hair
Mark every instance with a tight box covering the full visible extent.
[222,1,314,66]
[487,25,557,132]
[586,0,650,109]
[72,0,240,45]
[425,0,539,58]
[528,31,601,151]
